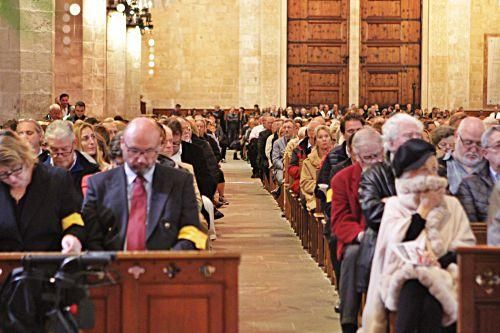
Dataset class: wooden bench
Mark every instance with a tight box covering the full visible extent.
[457,246,500,333]
[471,222,487,245]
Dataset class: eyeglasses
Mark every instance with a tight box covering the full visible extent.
[0,165,23,180]
[124,142,158,158]
[484,142,500,151]
[458,134,482,149]
[437,141,454,149]
[359,151,384,163]
[49,147,74,157]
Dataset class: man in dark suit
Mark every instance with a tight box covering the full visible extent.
[82,118,207,251]
[44,120,99,197]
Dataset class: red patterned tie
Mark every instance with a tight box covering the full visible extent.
[126,175,147,251]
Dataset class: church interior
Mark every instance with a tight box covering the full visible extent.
[0,0,499,333]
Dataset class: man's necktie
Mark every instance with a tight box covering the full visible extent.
[126,175,147,251]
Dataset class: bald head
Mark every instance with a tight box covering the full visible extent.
[121,118,161,174]
[457,117,485,136]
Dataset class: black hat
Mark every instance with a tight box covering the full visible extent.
[392,139,436,178]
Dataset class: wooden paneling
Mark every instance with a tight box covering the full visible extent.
[457,246,500,333]
[287,0,349,107]
[360,0,421,107]
[0,252,240,333]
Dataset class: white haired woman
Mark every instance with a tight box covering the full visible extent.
[361,139,475,333]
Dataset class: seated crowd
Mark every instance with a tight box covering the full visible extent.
[243,103,499,333]
[0,96,499,333]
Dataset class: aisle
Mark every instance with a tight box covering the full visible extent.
[214,157,341,333]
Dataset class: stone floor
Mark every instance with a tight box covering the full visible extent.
[213,157,341,333]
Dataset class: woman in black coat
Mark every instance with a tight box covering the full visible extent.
[0,130,84,252]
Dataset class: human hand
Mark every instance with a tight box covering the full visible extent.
[417,188,445,218]
[61,235,82,254]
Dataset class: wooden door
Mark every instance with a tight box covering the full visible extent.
[359,0,421,107]
[287,0,349,108]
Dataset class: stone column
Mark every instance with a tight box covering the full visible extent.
[239,0,261,107]
[126,27,142,118]
[260,0,281,107]
[82,0,106,118]
[0,0,55,121]
[348,0,360,107]
[106,11,126,117]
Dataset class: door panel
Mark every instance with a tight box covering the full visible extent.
[287,0,349,107]
[360,0,421,107]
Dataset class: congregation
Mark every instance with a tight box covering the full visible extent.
[0,95,499,333]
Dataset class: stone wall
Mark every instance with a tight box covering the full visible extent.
[142,0,283,110]
[423,0,500,110]
[0,0,54,122]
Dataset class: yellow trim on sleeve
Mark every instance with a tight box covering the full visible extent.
[326,189,333,203]
[178,226,208,250]
[62,213,85,231]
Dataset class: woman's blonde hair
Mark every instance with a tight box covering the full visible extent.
[314,125,333,145]
[74,123,107,169]
[0,130,37,168]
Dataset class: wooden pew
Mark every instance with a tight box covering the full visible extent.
[471,222,487,245]
[457,246,500,333]
[0,252,240,333]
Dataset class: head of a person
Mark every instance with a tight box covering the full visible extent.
[75,123,97,156]
[297,126,307,140]
[483,117,498,130]
[352,128,384,171]
[102,119,119,140]
[482,125,500,174]
[314,125,333,152]
[382,113,423,154]
[264,116,275,131]
[162,125,174,157]
[45,120,76,170]
[340,112,365,141]
[306,120,322,144]
[431,125,455,158]
[448,112,467,129]
[108,131,124,167]
[454,117,486,168]
[175,103,181,110]
[49,103,62,120]
[286,107,294,118]
[163,118,183,155]
[177,117,192,141]
[281,119,295,140]
[59,93,69,108]
[121,118,161,175]
[393,139,438,180]
[16,119,44,153]
[195,118,207,136]
[0,130,37,189]
[272,119,283,134]
[74,101,86,118]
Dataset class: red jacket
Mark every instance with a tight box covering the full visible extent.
[330,163,365,260]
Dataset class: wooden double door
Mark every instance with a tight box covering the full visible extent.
[287,0,422,108]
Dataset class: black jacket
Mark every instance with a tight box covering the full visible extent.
[181,141,217,198]
[191,135,219,180]
[358,159,396,232]
[44,150,99,200]
[0,164,85,251]
[257,129,272,169]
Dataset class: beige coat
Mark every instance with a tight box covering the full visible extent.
[300,147,322,211]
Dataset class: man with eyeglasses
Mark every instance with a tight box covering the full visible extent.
[82,118,207,251]
[331,128,384,333]
[440,117,487,195]
[44,120,99,197]
[16,119,50,163]
[457,125,500,222]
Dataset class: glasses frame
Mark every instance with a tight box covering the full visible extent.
[0,165,23,181]
[123,141,159,158]
[458,134,482,149]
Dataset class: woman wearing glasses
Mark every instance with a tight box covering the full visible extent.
[0,130,84,252]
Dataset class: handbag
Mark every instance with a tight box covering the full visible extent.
[356,227,377,293]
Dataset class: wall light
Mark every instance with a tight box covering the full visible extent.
[148,61,155,68]
[116,3,126,13]
[148,38,155,46]
[148,69,154,76]
[69,3,81,16]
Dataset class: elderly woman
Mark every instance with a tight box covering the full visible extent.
[430,125,455,158]
[300,125,334,211]
[0,130,84,252]
[361,139,475,333]
[75,123,109,170]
